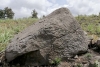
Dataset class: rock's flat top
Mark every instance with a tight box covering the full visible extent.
[5,7,88,65]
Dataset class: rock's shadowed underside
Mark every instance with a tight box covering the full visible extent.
[5,7,88,66]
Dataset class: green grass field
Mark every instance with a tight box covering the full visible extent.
[0,18,38,51]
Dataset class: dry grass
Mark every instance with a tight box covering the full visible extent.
[0,18,38,51]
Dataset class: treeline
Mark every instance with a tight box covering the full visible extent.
[0,7,14,19]
[0,7,40,19]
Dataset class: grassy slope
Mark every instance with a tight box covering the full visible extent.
[75,14,100,36]
[0,18,38,51]
[0,14,100,51]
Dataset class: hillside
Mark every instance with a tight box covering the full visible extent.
[0,12,100,67]
[75,14,100,36]
[0,14,100,51]
[0,18,38,51]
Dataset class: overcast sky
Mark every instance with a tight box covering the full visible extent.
[0,0,100,18]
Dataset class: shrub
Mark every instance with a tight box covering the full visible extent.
[85,53,92,60]
[50,57,61,66]
[93,60,100,67]
[76,63,82,67]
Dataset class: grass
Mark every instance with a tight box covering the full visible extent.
[0,14,100,51]
[0,18,38,51]
[50,57,61,66]
[95,60,100,67]
[85,53,92,60]
[76,63,82,67]
[76,14,100,37]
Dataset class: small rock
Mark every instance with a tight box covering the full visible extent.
[83,64,89,67]
[58,62,70,67]
[89,61,95,67]
[74,55,78,59]
[82,61,88,64]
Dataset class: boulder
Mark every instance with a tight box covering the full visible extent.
[97,38,100,48]
[5,7,88,66]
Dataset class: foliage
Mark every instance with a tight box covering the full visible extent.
[0,7,14,19]
[0,10,5,18]
[31,9,38,18]
[4,7,14,19]
[42,15,45,18]
[0,18,38,51]
[93,60,100,67]
[85,53,92,60]
[76,63,82,67]
[50,57,61,66]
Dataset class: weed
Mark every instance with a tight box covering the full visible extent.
[85,53,92,60]
[76,63,82,67]
[93,60,100,67]
[50,57,61,66]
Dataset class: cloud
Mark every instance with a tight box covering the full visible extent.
[0,0,10,9]
[0,0,68,18]
[8,0,53,18]
[48,0,56,4]
[0,0,100,18]
[66,0,100,15]
[13,7,32,18]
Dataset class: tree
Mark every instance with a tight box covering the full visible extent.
[4,7,14,19]
[0,9,5,19]
[0,7,14,19]
[31,9,38,18]
[42,15,45,18]
[99,12,100,16]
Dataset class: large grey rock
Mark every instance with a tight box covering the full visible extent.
[5,7,88,65]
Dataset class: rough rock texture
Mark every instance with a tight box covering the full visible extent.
[97,38,100,47]
[5,7,88,65]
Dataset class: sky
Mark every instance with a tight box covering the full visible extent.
[0,0,100,18]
